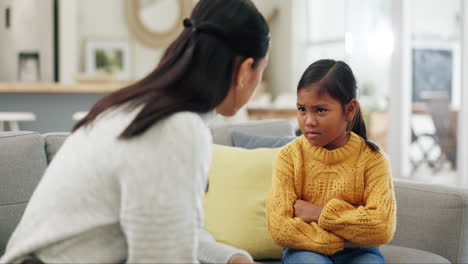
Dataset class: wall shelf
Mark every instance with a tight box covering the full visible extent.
[0,82,132,94]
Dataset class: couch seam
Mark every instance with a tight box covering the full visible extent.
[0,201,28,206]
[396,185,467,199]
[0,132,39,139]
[42,134,68,137]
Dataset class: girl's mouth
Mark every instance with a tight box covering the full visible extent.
[305,131,321,139]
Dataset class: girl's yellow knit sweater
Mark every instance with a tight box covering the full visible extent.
[266,132,396,255]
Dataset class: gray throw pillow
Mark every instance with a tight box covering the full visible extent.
[231,131,296,149]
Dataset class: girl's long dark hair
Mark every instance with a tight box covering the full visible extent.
[73,0,269,139]
[297,59,380,151]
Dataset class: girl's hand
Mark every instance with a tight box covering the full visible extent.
[344,240,360,248]
[293,199,324,223]
[228,255,256,264]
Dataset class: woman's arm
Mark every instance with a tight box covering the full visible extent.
[198,229,254,264]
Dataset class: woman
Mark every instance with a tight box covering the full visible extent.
[0,0,269,263]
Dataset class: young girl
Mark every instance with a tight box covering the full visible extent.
[267,59,396,264]
[0,0,268,263]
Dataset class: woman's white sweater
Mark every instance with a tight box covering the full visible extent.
[0,107,252,263]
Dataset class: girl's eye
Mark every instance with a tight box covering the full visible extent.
[297,107,306,113]
[317,108,327,113]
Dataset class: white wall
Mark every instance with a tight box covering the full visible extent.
[411,0,461,108]
[252,0,295,97]
[297,0,392,109]
[412,0,460,40]
[59,0,296,96]
[77,0,163,81]
[59,0,77,83]
[59,0,165,83]
[292,0,310,92]
[347,0,393,107]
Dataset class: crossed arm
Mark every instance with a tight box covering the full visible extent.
[292,200,359,248]
[267,153,396,254]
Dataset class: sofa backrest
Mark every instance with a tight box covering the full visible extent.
[40,120,297,161]
[391,179,468,264]
[210,119,295,146]
[0,132,47,255]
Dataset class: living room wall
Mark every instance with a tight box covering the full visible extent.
[0,0,298,133]
[60,0,297,98]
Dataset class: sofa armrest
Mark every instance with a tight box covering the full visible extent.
[392,179,468,263]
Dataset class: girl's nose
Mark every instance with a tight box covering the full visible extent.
[304,114,318,127]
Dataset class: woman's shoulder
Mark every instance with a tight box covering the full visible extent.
[148,111,201,125]
[148,111,210,135]
[167,111,205,123]
[120,111,212,159]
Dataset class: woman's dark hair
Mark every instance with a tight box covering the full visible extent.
[73,0,269,139]
[297,59,380,151]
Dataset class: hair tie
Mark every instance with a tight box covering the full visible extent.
[182,19,252,55]
[183,18,193,29]
[183,18,199,33]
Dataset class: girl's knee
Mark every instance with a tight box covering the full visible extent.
[282,248,332,264]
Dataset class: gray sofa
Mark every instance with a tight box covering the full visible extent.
[0,119,465,263]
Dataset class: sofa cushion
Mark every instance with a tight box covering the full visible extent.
[204,145,283,259]
[0,203,28,256]
[380,244,450,263]
[232,131,296,149]
[391,180,468,263]
[0,132,46,204]
[210,120,295,146]
[42,133,69,163]
[257,245,449,264]
[0,132,47,254]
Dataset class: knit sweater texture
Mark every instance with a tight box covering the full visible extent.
[266,132,396,255]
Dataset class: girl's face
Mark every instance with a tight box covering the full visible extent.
[297,83,356,150]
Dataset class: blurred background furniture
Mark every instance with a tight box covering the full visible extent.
[410,90,458,173]
[247,108,296,120]
[0,112,36,131]
[423,93,457,170]
[368,110,389,153]
[410,114,438,171]
[72,111,88,121]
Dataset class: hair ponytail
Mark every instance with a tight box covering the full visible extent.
[348,105,380,151]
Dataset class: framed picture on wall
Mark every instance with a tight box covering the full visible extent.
[86,40,131,81]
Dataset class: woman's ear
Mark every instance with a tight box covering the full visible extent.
[233,58,255,92]
[346,99,358,121]
[217,58,255,117]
